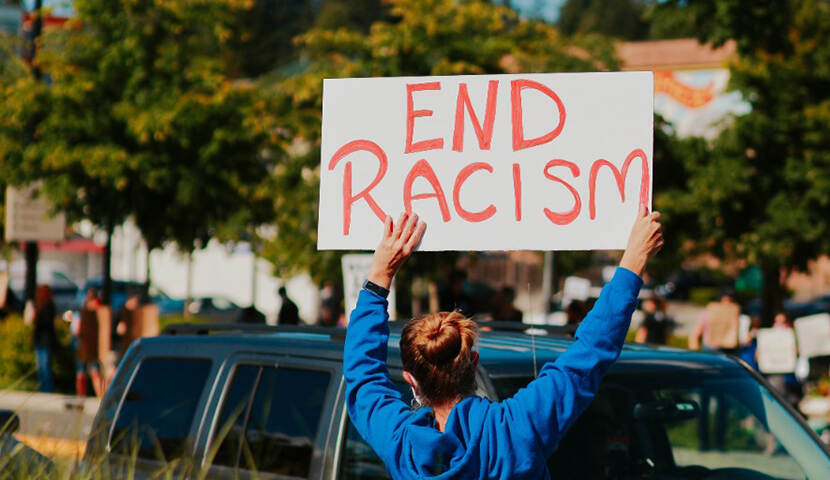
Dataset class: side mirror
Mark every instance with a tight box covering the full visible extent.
[0,409,20,434]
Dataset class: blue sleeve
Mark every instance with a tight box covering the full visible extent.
[343,289,412,467]
[497,267,642,456]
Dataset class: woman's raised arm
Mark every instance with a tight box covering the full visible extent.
[343,213,425,465]
[497,206,663,456]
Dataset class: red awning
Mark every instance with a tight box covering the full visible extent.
[36,238,105,254]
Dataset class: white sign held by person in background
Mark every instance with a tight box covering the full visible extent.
[342,254,397,320]
[319,72,653,251]
[794,313,830,358]
[4,184,66,242]
[757,328,797,374]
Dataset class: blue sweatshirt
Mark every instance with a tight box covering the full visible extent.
[344,267,642,480]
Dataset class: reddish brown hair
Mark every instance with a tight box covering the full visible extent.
[400,311,479,405]
[35,285,53,311]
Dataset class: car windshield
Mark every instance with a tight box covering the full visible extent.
[493,368,830,480]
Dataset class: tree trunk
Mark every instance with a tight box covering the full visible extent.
[184,251,193,317]
[760,262,784,327]
[102,224,113,306]
[143,247,151,301]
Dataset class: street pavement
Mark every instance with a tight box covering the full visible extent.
[0,390,99,458]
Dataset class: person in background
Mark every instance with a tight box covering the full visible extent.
[490,286,523,323]
[635,296,673,345]
[765,311,803,407]
[688,290,740,352]
[74,288,103,397]
[115,292,141,353]
[33,285,57,393]
[318,280,341,326]
[738,316,761,371]
[439,269,474,317]
[277,286,300,325]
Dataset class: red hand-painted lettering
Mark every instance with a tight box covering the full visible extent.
[403,159,451,221]
[588,148,649,219]
[452,81,499,152]
[543,159,581,225]
[405,82,444,154]
[453,162,496,222]
[328,139,388,235]
[512,163,522,221]
[511,79,566,151]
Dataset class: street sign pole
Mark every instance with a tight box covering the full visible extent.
[22,0,43,303]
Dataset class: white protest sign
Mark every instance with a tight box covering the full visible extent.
[319,72,653,251]
[794,313,830,359]
[342,254,397,318]
[4,185,66,242]
[757,328,797,374]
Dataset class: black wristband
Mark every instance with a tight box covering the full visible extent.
[362,280,390,298]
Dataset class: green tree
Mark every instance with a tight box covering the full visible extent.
[0,0,273,301]
[261,0,619,285]
[0,31,28,245]
[558,0,649,40]
[658,0,830,323]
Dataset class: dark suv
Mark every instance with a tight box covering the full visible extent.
[83,323,830,479]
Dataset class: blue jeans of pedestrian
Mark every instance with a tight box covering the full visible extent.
[34,346,54,393]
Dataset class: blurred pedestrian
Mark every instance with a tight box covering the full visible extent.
[277,286,299,325]
[33,285,56,393]
[439,270,474,317]
[689,289,739,451]
[115,292,141,353]
[75,288,103,397]
[319,281,342,326]
[490,286,523,323]
[688,290,740,352]
[738,316,761,371]
[635,296,673,345]
[765,311,803,408]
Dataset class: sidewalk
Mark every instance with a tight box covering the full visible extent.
[0,390,100,458]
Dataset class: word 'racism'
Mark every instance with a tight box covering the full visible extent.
[328,79,649,235]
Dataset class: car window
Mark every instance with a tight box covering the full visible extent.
[339,381,412,480]
[209,365,332,478]
[211,365,260,468]
[494,370,828,480]
[110,357,212,461]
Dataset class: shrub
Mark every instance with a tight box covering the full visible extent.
[0,315,75,393]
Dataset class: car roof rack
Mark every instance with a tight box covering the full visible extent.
[161,322,346,341]
[161,320,575,341]
[386,320,577,337]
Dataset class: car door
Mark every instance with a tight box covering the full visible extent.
[200,355,341,480]
[103,355,216,479]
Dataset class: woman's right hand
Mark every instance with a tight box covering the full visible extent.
[368,212,426,289]
[620,205,663,277]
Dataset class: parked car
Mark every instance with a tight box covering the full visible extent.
[81,322,830,479]
[75,279,185,315]
[186,296,242,323]
[6,260,79,313]
[656,267,732,300]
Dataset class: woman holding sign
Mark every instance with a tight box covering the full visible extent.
[344,206,663,479]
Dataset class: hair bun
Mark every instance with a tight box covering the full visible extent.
[419,316,463,366]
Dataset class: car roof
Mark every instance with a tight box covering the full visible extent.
[143,324,743,378]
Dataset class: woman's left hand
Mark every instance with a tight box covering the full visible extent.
[368,212,426,289]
